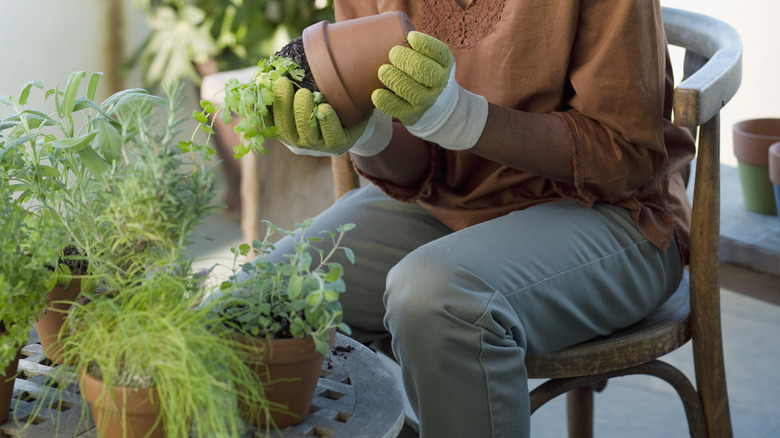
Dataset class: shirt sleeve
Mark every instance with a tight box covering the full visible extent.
[550,0,669,205]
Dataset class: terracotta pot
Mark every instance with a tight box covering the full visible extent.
[233,328,336,428]
[303,11,415,127]
[0,334,21,424]
[80,370,163,438]
[733,118,780,215]
[34,277,83,363]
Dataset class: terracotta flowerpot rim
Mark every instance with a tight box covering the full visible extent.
[80,370,159,415]
[302,11,414,127]
[231,328,336,365]
[733,118,780,166]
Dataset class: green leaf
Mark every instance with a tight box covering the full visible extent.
[34,165,60,177]
[1,133,39,159]
[20,110,58,128]
[287,275,303,299]
[193,110,208,124]
[305,292,322,307]
[86,72,103,101]
[343,248,355,264]
[323,265,342,283]
[92,117,122,162]
[324,289,339,302]
[51,131,98,151]
[19,81,43,105]
[61,71,86,116]
[76,144,110,175]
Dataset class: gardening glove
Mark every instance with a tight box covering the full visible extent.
[273,77,392,157]
[371,31,489,150]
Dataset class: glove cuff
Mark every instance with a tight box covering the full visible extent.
[281,141,340,157]
[407,69,488,150]
[349,109,393,157]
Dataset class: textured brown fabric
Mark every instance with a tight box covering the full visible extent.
[336,0,694,263]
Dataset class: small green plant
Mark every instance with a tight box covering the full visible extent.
[52,270,269,437]
[217,219,354,355]
[73,82,217,290]
[0,172,66,370]
[195,53,325,159]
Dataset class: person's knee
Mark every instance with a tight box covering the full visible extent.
[383,252,453,335]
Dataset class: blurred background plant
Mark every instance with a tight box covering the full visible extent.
[129,0,334,88]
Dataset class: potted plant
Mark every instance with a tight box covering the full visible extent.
[195,10,414,158]
[215,218,355,427]
[0,72,175,362]
[30,82,270,437]
[52,269,269,438]
[0,171,66,424]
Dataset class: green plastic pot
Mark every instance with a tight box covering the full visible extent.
[733,119,780,215]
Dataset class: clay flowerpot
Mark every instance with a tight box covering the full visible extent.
[34,277,82,363]
[0,333,21,424]
[733,118,780,215]
[302,11,415,127]
[80,370,163,438]
[233,328,336,428]
[770,143,780,222]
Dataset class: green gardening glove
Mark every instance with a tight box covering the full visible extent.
[372,31,488,150]
[273,77,391,157]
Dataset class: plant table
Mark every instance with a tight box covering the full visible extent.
[1,334,405,438]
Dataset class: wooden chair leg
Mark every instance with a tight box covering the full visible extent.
[566,381,606,438]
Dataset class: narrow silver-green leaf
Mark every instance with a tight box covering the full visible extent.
[51,131,98,151]
[62,71,86,114]
[86,72,103,101]
[19,81,43,105]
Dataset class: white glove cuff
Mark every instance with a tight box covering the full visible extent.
[349,109,393,157]
[282,142,339,157]
[407,68,459,138]
[407,68,489,151]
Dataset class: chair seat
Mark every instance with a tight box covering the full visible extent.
[526,273,691,379]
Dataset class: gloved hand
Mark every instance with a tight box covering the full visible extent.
[371,31,489,150]
[273,77,392,157]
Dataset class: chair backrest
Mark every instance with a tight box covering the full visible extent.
[662,7,742,435]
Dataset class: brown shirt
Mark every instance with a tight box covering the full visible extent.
[336,0,695,263]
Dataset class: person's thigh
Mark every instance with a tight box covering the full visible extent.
[384,200,684,437]
[267,184,452,342]
[387,200,684,355]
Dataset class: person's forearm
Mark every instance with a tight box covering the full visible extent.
[470,103,574,184]
[350,122,431,188]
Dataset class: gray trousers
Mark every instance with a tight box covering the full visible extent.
[269,184,683,438]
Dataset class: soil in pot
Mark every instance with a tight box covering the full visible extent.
[274,11,414,127]
[276,37,318,94]
[233,328,336,428]
[80,370,163,438]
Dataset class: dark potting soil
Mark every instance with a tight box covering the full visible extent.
[276,37,319,93]
[59,245,89,276]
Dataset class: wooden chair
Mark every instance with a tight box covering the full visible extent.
[330,7,742,438]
